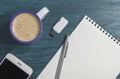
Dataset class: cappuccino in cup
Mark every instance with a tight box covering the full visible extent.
[10,7,49,44]
[12,12,41,42]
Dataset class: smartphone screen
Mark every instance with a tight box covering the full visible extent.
[0,58,29,79]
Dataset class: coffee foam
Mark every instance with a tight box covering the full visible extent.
[12,13,41,42]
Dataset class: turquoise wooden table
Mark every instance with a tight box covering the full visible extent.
[0,0,120,79]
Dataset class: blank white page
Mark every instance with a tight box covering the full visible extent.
[37,15,120,79]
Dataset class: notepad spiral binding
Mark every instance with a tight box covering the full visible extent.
[85,16,120,45]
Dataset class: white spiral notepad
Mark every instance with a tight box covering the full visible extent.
[37,15,120,79]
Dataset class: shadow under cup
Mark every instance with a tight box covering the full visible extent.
[10,11,43,44]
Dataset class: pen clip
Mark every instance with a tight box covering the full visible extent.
[64,42,69,58]
[63,35,69,58]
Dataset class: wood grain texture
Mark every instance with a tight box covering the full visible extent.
[0,0,120,79]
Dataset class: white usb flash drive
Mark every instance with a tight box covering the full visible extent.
[50,17,69,37]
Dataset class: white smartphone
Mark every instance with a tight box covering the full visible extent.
[0,53,33,79]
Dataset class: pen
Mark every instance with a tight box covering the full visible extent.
[55,35,69,79]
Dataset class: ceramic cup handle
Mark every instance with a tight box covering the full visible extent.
[37,7,49,20]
